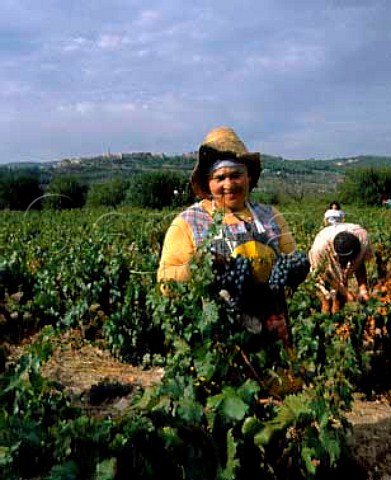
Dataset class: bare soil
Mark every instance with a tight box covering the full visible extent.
[345,394,391,479]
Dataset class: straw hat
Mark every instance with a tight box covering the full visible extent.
[191,126,261,198]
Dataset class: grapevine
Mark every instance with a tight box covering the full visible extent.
[0,204,390,479]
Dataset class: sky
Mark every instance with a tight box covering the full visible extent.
[1,0,391,164]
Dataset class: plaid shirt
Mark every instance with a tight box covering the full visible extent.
[157,199,295,285]
[180,201,281,255]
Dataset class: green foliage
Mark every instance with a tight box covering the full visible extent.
[0,169,43,210]
[253,190,281,205]
[0,202,390,478]
[0,327,80,479]
[338,167,391,205]
[125,170,194,209]
[86,178,129,208]
[0,252,33,299]
[103,272,165,364]
[44,175,88,209]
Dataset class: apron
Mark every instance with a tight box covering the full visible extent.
[181,201,290,343]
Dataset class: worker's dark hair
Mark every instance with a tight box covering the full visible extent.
[333,232,360,265]
[329,201,341,210]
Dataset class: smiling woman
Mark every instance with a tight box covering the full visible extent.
[208,163,249,212]
[157,125,305,345]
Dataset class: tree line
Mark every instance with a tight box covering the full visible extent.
[0,169,194,210]
[0,166,390,211]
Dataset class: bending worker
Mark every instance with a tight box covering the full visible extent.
[157,125,305,344]
[309,221,373,314]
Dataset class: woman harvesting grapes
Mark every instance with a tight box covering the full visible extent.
[158,126,308,345]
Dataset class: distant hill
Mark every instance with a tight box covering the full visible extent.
[4,152,391,172]
[2,152,391,195]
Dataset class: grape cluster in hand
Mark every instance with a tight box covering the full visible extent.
[268,250,310,291]
[213,254,253,308]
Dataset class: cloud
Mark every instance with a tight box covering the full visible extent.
[135,9,161,27]
[1,0,391,163]
[62,37,90,52]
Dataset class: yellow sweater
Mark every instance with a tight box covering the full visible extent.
[157,199,296,283]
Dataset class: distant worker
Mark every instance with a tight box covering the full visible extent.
[309,222,373,314]
[381,196,391,208]
[323,201,345,226]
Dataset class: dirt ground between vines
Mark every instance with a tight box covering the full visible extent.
[8,325,391,480]
[345,394,391,479]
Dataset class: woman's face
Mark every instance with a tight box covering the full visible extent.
[208,165,250,212]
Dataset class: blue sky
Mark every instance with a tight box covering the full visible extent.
[1,0,391,163]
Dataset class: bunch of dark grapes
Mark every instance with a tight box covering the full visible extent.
[212,254,253,309]
[268,250,310,291]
